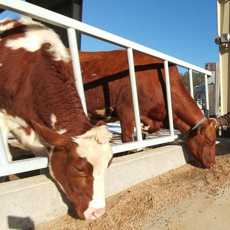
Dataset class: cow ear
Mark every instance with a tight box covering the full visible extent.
[209,118,218,129]
[74,125,112,144]
[30,120,71,147]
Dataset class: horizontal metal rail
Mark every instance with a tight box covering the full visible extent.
[112,136,175,154]
[0,130,48,177]
[0,157,48,177]
[1,0,212,76]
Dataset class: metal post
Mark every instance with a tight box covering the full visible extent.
[215,63,220,115]
[164,61,175,137]
[189,68,194,98]
[73,0,83,49]
[217,0,224,115]
[204,74,210,112]
[127,48,142,141]
[67,28,88,115]
[0,129,9,165]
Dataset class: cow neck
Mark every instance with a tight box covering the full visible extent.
[50,80,92,137]
[181,116,207,139]
[186,114,207,132]
[190,117,207,131]
[173,111,206,134]
[33,56,92,137]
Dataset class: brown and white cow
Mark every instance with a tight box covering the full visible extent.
[80,50,217,168]
[0,17,113,220]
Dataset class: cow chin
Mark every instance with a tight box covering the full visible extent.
[73,196,106,220]
[83,206,105,220]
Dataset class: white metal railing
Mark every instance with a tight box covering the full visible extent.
[0,0,212,176]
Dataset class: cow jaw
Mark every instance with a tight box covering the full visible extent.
[73,126,113,219]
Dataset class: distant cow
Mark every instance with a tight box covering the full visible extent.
[217,112,230,127]
[80,50,217,168]
[0,17,113,220]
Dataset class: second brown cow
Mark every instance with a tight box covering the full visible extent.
[80,50,217,168]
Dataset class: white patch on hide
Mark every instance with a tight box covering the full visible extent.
[0,21,15,32]
[73,126,113,209]
[50,113,57,128]
[0,18,12,23]
[0,63,2,67]
[4,16,70,62]
[142,125,150,131]
[0,109,47,154]
[50,113,66,134]
[95,109,106,117]
[75,125,113,144]
[57,128,67,135]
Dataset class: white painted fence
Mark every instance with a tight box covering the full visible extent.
[0,0,212,177]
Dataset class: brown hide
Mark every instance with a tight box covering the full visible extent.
[0,19,103,219]
[80,50,216,168]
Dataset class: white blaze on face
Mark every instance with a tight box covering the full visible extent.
[73,126,113,214]
[3,16,70,62]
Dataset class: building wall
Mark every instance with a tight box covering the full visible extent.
[217,0,230,114]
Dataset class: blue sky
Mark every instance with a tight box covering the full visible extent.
[81,0,218,68]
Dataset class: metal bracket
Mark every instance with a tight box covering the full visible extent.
[215,33,230,48]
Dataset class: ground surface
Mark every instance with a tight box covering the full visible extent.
[37,138,230,230]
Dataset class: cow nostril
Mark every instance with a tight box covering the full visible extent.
[84,207,105,220]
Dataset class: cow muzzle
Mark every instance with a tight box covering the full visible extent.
[83,207,105,220]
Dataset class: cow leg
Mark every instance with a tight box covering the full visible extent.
[116,105,135,142]
[141,115,162,133]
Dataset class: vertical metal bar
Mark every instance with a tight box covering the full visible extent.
[215,64,220,115]
[0,129,9,165]
[217,0,224,115]
[164,61,175,137]
[67,28,88,115]
[127,48,142,141]
[189,68,194,98]
[204,74,210,112]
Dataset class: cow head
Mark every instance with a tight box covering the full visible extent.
[31,121,113,220]
[185,118,217,168]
